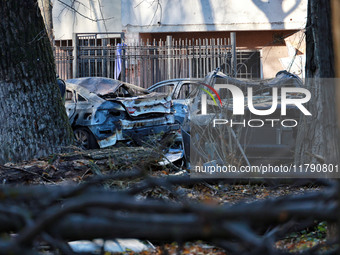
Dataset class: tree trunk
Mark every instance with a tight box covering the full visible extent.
[37,0,54,45]
[0,0,73,164]
[294,0,340,166]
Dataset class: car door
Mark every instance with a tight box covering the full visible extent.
[172,81,198,123]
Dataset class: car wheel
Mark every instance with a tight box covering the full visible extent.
[74,127,98,149]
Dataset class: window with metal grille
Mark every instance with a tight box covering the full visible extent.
[236,51,261,79]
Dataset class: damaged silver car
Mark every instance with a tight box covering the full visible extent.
[148,78,202,124]
[65,77,178,149]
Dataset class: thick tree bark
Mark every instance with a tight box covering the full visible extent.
[294,0,340,165]
[38,0,54,45]
[0,0,73,164]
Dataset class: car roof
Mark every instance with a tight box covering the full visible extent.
[66,77,121,96]
[148,78,202,90]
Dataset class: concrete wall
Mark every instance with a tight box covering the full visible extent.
[52,0,307,41]
[122,0,307,33]
[262,46,289,78]
[52,0,122,40]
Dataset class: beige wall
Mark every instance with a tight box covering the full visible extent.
[123,0,307,33]
[262,46,289,78]
[52,0,122,40]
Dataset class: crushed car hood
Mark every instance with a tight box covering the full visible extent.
[66,77,172,117]
[67,77,121,96]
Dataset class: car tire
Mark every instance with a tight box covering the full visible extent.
[74,127,98,149]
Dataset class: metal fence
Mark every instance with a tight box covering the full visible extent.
[122,37,234,88]
[54,33,260,88]
[54,40,73,80]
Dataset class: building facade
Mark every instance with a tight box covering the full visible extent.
[51,0,307,81]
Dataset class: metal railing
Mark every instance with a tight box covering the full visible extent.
[54,33,260,87]
[54,40,73,80]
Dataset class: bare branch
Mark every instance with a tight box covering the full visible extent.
[56,0,115,22]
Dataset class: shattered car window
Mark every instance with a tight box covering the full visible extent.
[177,83,197,99]
[77,94,87,102]
[152,84,175,95]
[65,90,74,102]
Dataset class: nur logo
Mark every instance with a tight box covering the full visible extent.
[198,83,311,116]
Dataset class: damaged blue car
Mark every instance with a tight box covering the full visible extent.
[65,77,178,149]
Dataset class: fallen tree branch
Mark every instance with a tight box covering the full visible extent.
[0,155,336,255]
[0,182,334,255]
